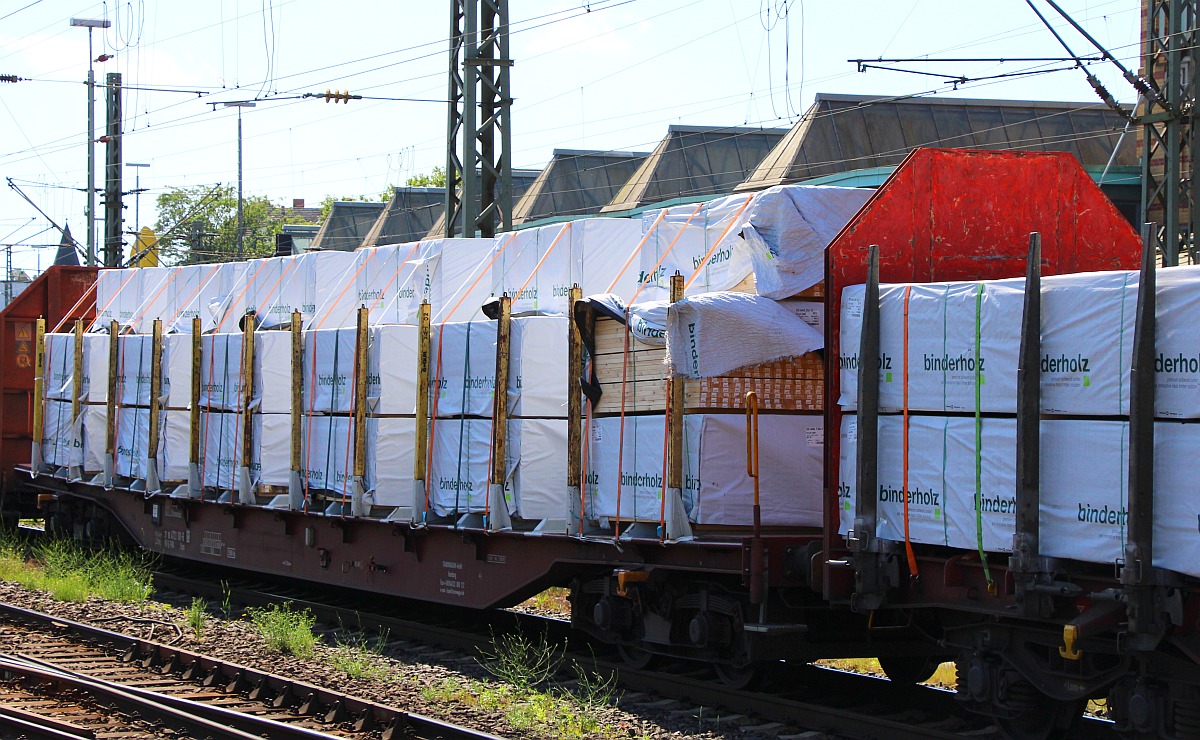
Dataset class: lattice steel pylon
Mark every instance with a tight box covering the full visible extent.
[444,0,513,238]
[1140,0,1200,265]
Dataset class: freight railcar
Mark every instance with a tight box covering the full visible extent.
[13,148,1199,740]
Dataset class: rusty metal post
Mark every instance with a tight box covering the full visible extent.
[350,307,369,517]
[31,317,46,474]
[485,294,513,531]
[288,311,304,510]
[412,302,431,523]
[566,285,583,535]
[145,318,163,493]
[236,312,256,505]
[104,321,119,488]
[1012,233,1046,618]
[188,316,202,498]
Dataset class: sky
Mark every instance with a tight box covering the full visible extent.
[0,0,1142,274]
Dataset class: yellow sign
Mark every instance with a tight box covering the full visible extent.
[132,227,159,268]
[15,325,30,341]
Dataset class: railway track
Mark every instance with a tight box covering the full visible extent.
[147,568,1120,740]
[0,600,503,740]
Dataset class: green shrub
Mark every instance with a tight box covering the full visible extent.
[185,597,208,639]
[247,602,317,658]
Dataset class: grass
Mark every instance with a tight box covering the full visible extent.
[520,587,571,615]
[328,631,391,681]
[185,596,207,639]
[0,537,154,603]
[247,601,317,658]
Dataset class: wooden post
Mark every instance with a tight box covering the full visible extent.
[31,317,46,472]
[351,306,369,516]
[188,316,202,498]
[104,321,119,486]
[146,318,163,491]
[289,310,304,510]
[412,302,431,522]
[567,285,583,534]
[487,295,513,530]
[237,312,256,504]
[667,274,684,492]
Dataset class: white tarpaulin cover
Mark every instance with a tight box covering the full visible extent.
[742,185,872,299]
[409,238,500,324]
[586,415,695,523]
[45,333,111,404]
[667,292,823,379]
[510,418,568,521]
[360,242,436,326]
[95,269,142,330]
[156,410,191,483]
[306,250,359,329]
[132,267,174,335]
[493,223,573,315]
[510,317,569,417]
[258,413,290,486]
[217,255,311,330]
[1039,419,1129,565]
[369,324,419,415]
[82,404,106,472]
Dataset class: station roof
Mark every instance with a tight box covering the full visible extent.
[512,149,649,226]
[737,93,1136,192]
[600,124,789,213]
[361,187,445,247]
[310,201,387,251]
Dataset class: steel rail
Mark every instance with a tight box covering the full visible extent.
[0,601,504,740]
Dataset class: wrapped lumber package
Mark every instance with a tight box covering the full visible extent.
[199,333,248,411]
[113,406,152,478]
[1153,421,1200,578]
[636,193,756,301]
[355,241,435,326]
[132,267,175,334]
[586,414,822,526]
[838,415,1130,559]
[253,330,293,415]
[741,185,873,300]
[43,332,109,403]
[155,410,192,483]
[589,314,823,414]
[838,268,1200,419]
[217,255,312,330]
[95,268,142,330]
[489,218,645,315]
[427,417,516,518]
[300,414,354,495]
[41,399,83,469]
[369,324,419,415]
[508,418,568,522]
[164,263,224,333]
[429,317,569,418]
[198,411,278,490]
[302,327,359,414]
[115,334,191,409]
[410,238,503,323]
[81,405,107,473]
[307,250,360,329]
[365,416,416,508]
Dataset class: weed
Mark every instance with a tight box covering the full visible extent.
[477,628,563,691]
[421,676,479,705]
[328,631,390,681]
[185,597,207,639]
[522,587,571,615]
[247,602,316,658]
[0,538,153,603]
[219,580,233,616]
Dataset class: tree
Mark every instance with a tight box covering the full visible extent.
[154,185,311,265]
[406,166,447,188]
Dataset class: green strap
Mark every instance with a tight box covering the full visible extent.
[974,283,993,585]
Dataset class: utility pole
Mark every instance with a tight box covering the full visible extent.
[220,102,256,260]
[69,17,111,267]
[445,0,512,238]
[103,72,123,268]
[127,162,150,233]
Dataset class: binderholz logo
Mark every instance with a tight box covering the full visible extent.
[878,484,940,507]
[1156,352,1200,374]
[1078,502,1128,526]
[839,353,893,371]
[923,353,985,373]
[1042,353,1090,373]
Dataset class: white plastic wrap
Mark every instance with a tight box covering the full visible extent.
[114,406,151,479]
[156,410,191,483]
[510,317,569,417]
[300,414,353,495]
[216,255,310,330]
[254,331,293,415]
[637,194,756,302]
[132,267,175,334]
[199,334,246,411]
[586,415,700,523]
[44,333,74,401]
[493,223,573,315]
[691,414,823,527]
[82,404,106,473]
[302,328,359,414]
[361,242,434,325]
[258,413,291,487]
[365,416,416,508]
[164,264,220,333]
[741,185,872,299]
[427,417,516,517]
[510,418,568,521]
[1153,421,1200,578]
[573,218,645,303]
[95,268,141,329]
[199,411,260,490]
[41,400,82,469]
[369,324,419,415]
[413,238,501,323]
[306,250,359,329]
[1039,419,1129,565]
[116,335,155,408]
[431,321,497,418]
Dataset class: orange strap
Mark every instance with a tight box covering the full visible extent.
[605,208,670,294]
[627,202,704,306]
[512,222,572,302]
[901,286,919,578]
[367,241,425,318]
[312,250,377,331]
[434,233,516,322]
[683,194,754,290]
[51,281,98,333]
[88,269,139,332]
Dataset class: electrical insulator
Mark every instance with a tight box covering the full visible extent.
[0,74,18,83]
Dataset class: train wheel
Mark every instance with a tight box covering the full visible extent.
[713,662,762,691]
[617,643,656,670]
[878,655,941,685]
[994,682,1084,740]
